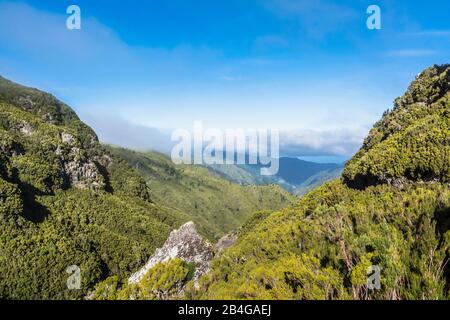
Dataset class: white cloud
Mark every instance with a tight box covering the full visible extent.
[0,1,224,86]
[279,127,368,157]
[80,111,173,153]
[0,2,129,61]
[78,109,368,158]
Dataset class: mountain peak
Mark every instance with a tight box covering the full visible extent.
[343,64,450,189]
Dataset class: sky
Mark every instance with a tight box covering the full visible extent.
[0,0,449,160]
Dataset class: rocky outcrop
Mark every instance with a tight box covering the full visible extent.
[129,222,214,284]
[15,95,36,112]
[61,132,75,144]
[18,122,34,136]
[56,132,106,191]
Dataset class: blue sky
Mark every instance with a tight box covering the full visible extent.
[0,0,449,158]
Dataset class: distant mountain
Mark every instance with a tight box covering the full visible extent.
[206,157,343,193]
[277,157,341,185]
[293,166,343,196]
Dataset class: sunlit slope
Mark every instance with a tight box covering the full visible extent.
[0,77,189,299]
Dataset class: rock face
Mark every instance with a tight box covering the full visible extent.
[129,222,214,284]
[61,132,75,144]
[63,160,105,191]
[18,122,34,136]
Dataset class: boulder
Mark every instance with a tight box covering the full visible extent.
[129,222,214,284]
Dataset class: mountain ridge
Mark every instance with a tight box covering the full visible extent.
[206,157,343,193]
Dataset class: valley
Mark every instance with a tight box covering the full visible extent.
[0,64,449,300]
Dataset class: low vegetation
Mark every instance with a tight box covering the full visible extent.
[0,76,292,299]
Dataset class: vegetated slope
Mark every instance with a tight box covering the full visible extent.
[106,147,295,240]
[0,77,191,299]
[0,76,293,299]
[191,65,450,300]
[206,163,275,186]
[343,64,450,188]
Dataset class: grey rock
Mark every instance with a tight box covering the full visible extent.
[129,221,214,284]
[18,122,34,136]
[61,132,76,145]
[63,160,105,191]
[15,95,35,111]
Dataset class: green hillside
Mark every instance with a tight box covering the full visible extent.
[343,64,450,188]
[0,76,188,299]
[106,147,294,240]
[0,76,292,299]
[190,65,450,300]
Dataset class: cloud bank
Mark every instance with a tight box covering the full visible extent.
[81,111,367,159]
